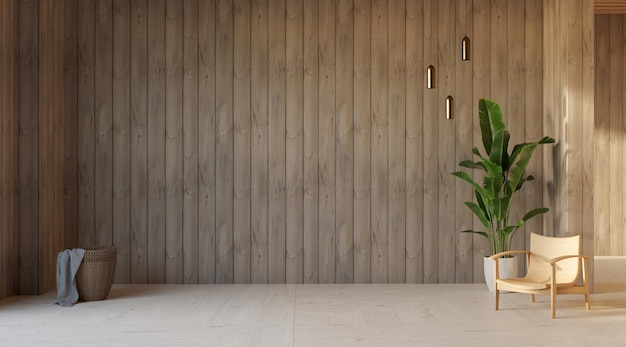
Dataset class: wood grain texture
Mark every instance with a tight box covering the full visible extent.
[112,0,131,283]
[63,0,78,250]
[581,0,595,270]
[437,0,454,284]
[76,0,95,250]
[43,0,603,288]
[130,0,149,284]
[454,0,473,283]
[471,0,490,283]
[405,0,423,284]
[507,0,526,274]
[609,14,621,254]
[286,0,304,284]
[318,0,335,284]
[94,0,113,248]
[165,0,184,284]
[524,0,544,260]
[335,0,354,284]
[39,0,65,293]
[183,0,199,284]
[353,0,371,284]
[268,0,286,284]
[216,0,234,283]
[147,0,166,284]
[250,0,269,284]
[370,0,388,284]
[302,0,319,284]
[18,0,40,294]
[422,0,437,283]
[388,0,406,284]
[233,0,251,284]
[0,0,18,299]
[197,0,217,284]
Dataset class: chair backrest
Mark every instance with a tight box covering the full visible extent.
[526,233,581,285]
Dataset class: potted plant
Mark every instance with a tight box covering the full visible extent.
[452,98,555,291]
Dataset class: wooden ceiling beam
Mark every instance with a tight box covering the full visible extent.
[595,0,626,14]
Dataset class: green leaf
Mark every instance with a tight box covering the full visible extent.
[461,229,489,240]
[479,99,505,155]
[489,129,509,166]
[464,201,491,230]
[458,160,485,170]
[520,207,549,222]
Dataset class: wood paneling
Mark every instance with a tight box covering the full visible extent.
[58,0,566,285]
[38,0,65,293]
[595,0,626,14]
[0,0,18,300]
[595,13,626,256]
[544,0,595,273]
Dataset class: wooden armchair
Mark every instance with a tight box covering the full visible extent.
[490,233,591,318]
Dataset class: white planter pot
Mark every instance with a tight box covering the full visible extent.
[483,256,519,292]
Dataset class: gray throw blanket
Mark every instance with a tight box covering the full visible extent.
[56,248,85,307]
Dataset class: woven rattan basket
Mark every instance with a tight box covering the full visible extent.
[75,247,117,301]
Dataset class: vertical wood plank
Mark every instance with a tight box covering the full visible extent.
[318,0,336,283]
[370,0,387,284]
[303,0,319,283]
[183,0,199,284]
[216,0,234,283]
[507,0,525,265]
[1,0,8,298]
[76,0,95,249]
[405,0,423,283]
[112,0,131,283]
[39,0,65,293]
[147,0,166,283]
[455,0,473,283]
[335,0,354,284]
[422,0,438,283]
[471,0,490,282]
[268,0,286,284]
[63,0,78,249]
[18,0,40,293]
[437,0,454,283]
[198,0,216,283]
[490,0,507,104]
[165,0,184,284]
[388,0,405,283]
[609,15,622,254]
[130,0,148,284]
[353,0,371,283]
[566,0,584,241]
[524,0,544,256]
[95,0,113,248]
[581,0,595,265]
[250,0,269,283]
[233,0,251,283]
[286,0,304,284]
[595,18,610,255]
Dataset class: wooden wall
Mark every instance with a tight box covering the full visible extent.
[60,0,551,285]
[543,0,595,263]
[16,0,66,295]
[595,13,626,256]
[0,0,18,300]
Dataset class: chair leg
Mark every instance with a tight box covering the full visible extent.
[530,294,535,303]
[495,287,500,311]
[584,292,591,310]
[551,287,557,319]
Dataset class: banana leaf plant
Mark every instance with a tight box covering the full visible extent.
[452,98,555,255]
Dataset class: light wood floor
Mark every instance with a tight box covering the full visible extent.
[2,257,626,346]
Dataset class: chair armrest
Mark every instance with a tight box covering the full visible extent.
[489,250,529,260]
[548,254,585,265]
